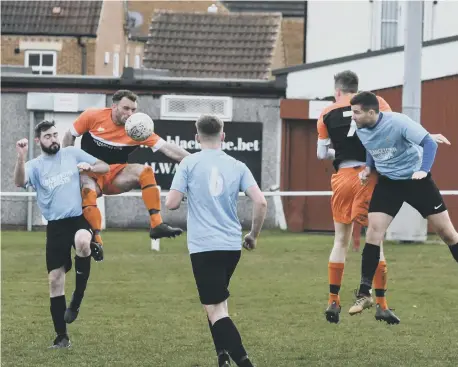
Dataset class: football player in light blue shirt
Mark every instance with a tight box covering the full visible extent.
[350,92,458,324]
[166,114,267,367]
[14,120,109,348]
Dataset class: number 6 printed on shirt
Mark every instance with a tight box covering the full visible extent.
[209,166,224,197]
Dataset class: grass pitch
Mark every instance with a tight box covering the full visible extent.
[1,230,457,366]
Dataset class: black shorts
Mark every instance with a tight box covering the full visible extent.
[46,215,92,273]
[190,250,241,305]
[369,173,447,219]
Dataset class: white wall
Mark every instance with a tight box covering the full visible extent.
[429,0,458,39]
[286,38,458,99]
[306,1,372,63]
[306,0,458,64]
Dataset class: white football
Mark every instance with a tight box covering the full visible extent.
[125,112,155,141]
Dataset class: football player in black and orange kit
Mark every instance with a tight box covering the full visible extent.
[318,71,450,324]
[317,71,394,323]
[62,90,189,248]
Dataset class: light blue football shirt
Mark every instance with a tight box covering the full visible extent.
[25,147,98,221]
[170,149,258,254]
[356,112,429,180]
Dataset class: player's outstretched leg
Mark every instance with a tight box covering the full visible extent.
[81,176,104,249]
[110,164,183,238]
[138,166,183,239]
[428,210,458,263]
[65,230,92,324]
[48,268,71,349]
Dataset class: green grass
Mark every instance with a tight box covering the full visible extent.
[1,230,457,367]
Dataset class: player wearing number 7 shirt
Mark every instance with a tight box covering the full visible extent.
[318,71,451,324]
[62,90,190,249]
[317,71,394,324]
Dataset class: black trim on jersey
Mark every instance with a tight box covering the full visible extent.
[81,133,138,164]
[323,105,366,171]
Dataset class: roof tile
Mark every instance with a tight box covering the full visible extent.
[1,1,102,37]
[143,11,282,79]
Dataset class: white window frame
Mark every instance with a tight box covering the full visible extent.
[371,1,406,50]
[134,54,141,68]
[125,53,130,68]
[113,52,120,77]
[24,50,57,75]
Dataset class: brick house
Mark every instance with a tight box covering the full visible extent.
[1,0,129,76]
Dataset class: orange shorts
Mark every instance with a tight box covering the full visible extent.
[330,166,377,226]
[87,163,127,195]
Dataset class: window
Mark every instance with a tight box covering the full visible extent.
[378,0,425,50]
[125,53,130,67]
[380,1,399,49]
[24,51,57,75]
[134,54,141,69]
[113,52,120,77]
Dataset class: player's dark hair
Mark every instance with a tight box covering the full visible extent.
[196,114,224,137]
[350,91,380,113]
[34,120,56,138]
[334,70,359,93]
[112,89,138,104]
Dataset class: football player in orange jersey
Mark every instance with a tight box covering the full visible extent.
[317,71,450,324]
[62,90,190,250]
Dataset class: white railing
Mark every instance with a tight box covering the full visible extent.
[2,190,458,251]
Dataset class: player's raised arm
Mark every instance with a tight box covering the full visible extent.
[157,141,191,162]
[143,131,190,162]
[62,109,94,147]
[14,138,29,187]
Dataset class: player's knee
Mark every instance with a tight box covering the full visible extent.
[366,226,385,245]
[81,175,101,197]
[75,229,92,257]
[435,225,458,246]
[48,270,65,297]
[334,231,349,247]
[130,164,149,179]
[204,303,229,324]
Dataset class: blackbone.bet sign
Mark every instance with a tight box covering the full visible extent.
[128,120,263,189]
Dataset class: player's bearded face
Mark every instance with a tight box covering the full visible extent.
[40,139,60,154]
[37,127,60,154]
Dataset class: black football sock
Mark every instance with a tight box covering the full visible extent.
[358,243,381,296]
[212,317,253,367]
[208,318,226,355]
[73,255,91,306]
[50,295,67,336]
[449,243,458,262]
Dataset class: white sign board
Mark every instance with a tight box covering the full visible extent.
[53,93,79,112]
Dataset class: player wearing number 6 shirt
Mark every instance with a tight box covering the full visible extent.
[166,115,267,367]
[62,90,190,248]
[317,71,394,324]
